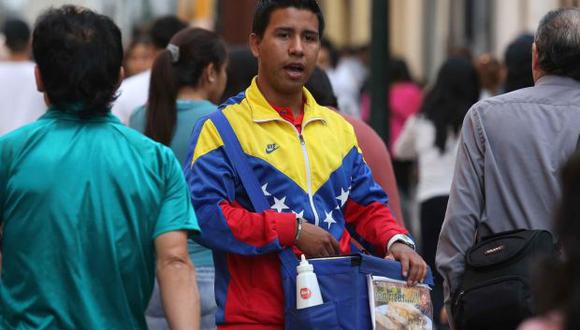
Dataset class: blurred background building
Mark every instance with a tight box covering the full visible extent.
[2,0,575,82]
[0,0,580,81]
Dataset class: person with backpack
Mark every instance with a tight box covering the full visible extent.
[437,8,580,329]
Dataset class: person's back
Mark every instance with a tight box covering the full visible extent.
[437,8,580,327]
[0,113,187,329]
[0,18,46,136]
[463,78,580,232]
[0,7,200,329]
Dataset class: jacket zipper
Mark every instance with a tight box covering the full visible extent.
[297,132,320,226]
[455,275,528,309]
[254,117,321,226]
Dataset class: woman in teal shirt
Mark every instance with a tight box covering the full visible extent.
[130,27,227,330]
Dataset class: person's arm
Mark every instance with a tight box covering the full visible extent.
[393,115,418,160]
[436,106,486,322]
[373,142,405,226]
[185,118,337,256]
[152,148,202,329]
[155,231,200,330]
[344,144,427,284]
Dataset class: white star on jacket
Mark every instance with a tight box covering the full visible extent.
[292,209,305,219]
[336,187,350,209]
[271,196,289,213]
[323,210,337,229]
[261,183,272,197]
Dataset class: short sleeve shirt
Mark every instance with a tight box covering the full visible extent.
[0,108,199,329]
[130,99,216,267]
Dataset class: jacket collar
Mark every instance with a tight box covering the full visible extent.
[245,77,327,126]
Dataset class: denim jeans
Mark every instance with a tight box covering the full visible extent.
[146,266,217,330]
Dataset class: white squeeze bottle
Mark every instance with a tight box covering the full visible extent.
[296,254,323,309]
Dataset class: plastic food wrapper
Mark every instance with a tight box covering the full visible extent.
[368,275,433,330]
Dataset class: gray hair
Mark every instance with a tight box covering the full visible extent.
[535,8,580,81]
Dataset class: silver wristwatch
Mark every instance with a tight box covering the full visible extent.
[294,216,307,241]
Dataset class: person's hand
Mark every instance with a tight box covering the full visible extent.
[389,242,428,286]
[295,223,340,258]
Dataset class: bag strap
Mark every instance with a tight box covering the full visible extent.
[210,111,270,212]
[209,111,298,275]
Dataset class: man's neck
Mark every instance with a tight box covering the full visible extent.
[256,76,303,117]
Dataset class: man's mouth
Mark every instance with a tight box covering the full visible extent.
[284,63,305,79]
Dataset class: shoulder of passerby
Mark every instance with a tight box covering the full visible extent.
[152,146,200,240]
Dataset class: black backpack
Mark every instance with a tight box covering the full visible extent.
[452,229,557,330]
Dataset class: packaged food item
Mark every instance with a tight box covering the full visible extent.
[369,275,433,330]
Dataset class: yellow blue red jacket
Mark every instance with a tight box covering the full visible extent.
[185,78,408,329]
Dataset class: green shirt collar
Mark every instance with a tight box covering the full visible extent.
[43,105,121,124]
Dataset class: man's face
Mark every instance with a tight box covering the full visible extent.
[250,7,321,96]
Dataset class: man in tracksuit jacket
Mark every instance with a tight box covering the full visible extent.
[184,1,428,329]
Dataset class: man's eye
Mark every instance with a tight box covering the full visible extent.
[277,32,289,39]
[304,34,318,42]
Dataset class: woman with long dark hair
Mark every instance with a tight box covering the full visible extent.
[394,57,480,327]
[129,27,227,330]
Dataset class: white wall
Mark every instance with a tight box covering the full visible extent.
[1,0,177,46]
[390,0,425,81]
[492,0,558,59]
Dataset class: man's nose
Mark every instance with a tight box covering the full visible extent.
[289,36,304,56]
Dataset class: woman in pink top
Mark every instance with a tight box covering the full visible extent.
[360,58,422,151]
[519,152,580,330]
[359,58,422,203]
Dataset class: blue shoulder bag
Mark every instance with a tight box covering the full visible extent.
[210,110,434,329]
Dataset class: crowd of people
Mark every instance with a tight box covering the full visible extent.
[0,1,579,330]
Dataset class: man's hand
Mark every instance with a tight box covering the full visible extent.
[295,222,340,258]
[389,242,428,286]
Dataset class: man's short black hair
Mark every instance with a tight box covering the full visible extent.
[535,8,580,81]
[32,5,123,117]
[2,18,30,53]
[252,0,325,38]
[150,16,187,49]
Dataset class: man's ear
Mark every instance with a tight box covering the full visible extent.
[532,42,540,72]
[206,62,217,84]
[249,33,260,58]
[34,65,44,92]
[531,42,543,83]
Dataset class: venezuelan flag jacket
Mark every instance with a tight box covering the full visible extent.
[185,79,408,329]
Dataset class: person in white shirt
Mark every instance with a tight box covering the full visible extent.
[0,18,46,136]
[394,57,480,327]
[111,16,186,124]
